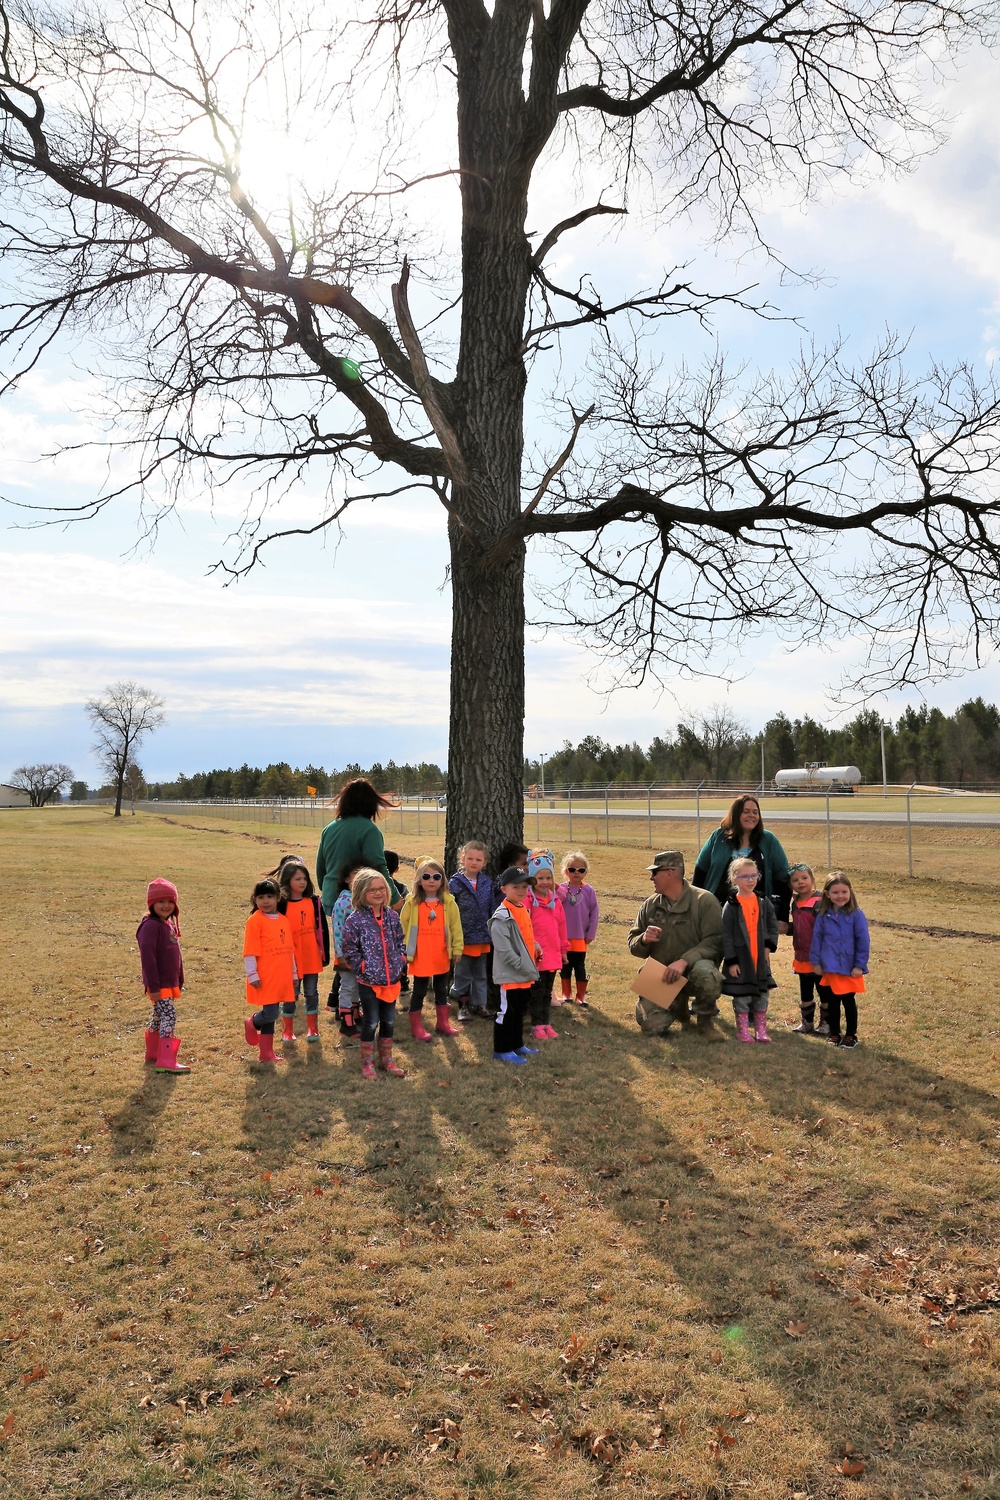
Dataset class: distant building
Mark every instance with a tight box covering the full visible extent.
[0,784,32,808]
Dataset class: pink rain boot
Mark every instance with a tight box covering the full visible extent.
[378,1038,406,1077]
[281,1015,296,1044]
[435,1004,459,1037]
[753,1011,771,1044]
[736,1012,754,1044]
[144,1029,159,1063]
[543,1024,559,1039]
[306,1014,320,1043]
[244,1016,261,1049]
[258,1031,286,1063]
[408,1009,433,1043]
[360,1040,377,1079]
[155,1035,190,1073]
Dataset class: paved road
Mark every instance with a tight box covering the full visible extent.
[419,804,1000,828]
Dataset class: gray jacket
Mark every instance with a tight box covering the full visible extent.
[489,902,539,987]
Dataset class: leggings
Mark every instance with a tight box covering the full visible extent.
[283,973,319,1017]
[150,997,177,1037]
[357,983,397,1043]
[560,950,588,984]
[797,973,832,1026]
[409,972,450,1012]
[251,1002,281,1036]
[529,971,556,1027]
[827,991,858,1037]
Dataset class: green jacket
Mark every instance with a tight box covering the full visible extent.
[316,816,394,911]
[692,826,791,922]
[627,882,723,970]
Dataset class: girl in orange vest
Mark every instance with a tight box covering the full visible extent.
[399,857,464,1042]
[270,857,330,1045]
[243,879,297,1064]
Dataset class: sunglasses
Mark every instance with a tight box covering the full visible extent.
[420,872,443,881]
[566,866,587,874]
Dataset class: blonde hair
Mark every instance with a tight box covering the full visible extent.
[351,868,390,910]
[818,869,859,915]
[561,850,589,877]
[412,856,447,902]
[459,840,488,860]
[727,857,758,890]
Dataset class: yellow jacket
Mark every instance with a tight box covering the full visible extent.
[399,891,465,963]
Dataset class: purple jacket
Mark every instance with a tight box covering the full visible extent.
[556,881,599,944]
[809,907,870,977]
[341,906,406,986]
[448,870,495,947]
[136,913,184,992]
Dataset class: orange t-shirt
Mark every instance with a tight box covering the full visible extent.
[408,899,450,977]
[463,943,491,957]
[502,899,536,990]
[243,911,295,1006]
[283,897,323,977]
[567,938,588,952]
[737,893,759,972]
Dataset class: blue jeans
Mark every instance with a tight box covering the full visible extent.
[452,951,488,1008]
[252,1002,281,1035]
[283,972,319,1016]
[357,983,396,1043]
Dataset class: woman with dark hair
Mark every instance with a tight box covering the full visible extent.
[692,794,792,929]
[316,778,400,914]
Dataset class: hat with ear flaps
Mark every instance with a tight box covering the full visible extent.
[527,849,554,880]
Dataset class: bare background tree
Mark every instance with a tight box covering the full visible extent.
[8,762,73,806]
[3,0,1000,865]
[122,760,147,815]
[85,682,165,818]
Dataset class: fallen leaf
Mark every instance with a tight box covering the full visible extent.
[922,1297,942,1314]
[920,1333,936,1348]
[0,1414,13,1444]
[765,1280,782,1299]
[946,1312,958,1331]
[714,1425,737,1447]
[836,1457,866,1477]
[219,1389,236,1406]
[785,1320,810,1338]
[22,1366,47,1385]
[709,1349,723,1365]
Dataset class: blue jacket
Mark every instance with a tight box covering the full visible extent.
[448,870,495,947]
[809,907,870,976]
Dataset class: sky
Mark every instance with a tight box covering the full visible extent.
[2,18,1000,786]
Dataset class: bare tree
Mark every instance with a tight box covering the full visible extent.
[681,706,750,785]
[3,0,1000,865]
[8,762,73,806]
[122,760,147,815]
[85,682,165,817]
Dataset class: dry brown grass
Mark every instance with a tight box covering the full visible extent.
[1,808,998,1500]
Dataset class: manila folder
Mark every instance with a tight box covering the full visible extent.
[631,957,688,1009]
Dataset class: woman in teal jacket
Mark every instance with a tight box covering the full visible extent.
[693,794,792,927]
[316,779,400,913]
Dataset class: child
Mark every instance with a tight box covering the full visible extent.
[341,869,408,1078]
[330,859,367,1038]
[274,858,330,1044]
[136,877,190,1074]
[556,851,599,1006]
[384,849,411,993]
[244,879,297,1064]
[788,863,831,1035]
[490,866,542,1064]
[526,850,568,1040]
[399,857,464,1041]
[486,842,530,1016]
[810,871,870,1048]
[721,857,779,1043]
[449,840,495,1021]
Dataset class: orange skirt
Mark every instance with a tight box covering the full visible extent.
[821,972,866,995]
[147,986,181,1000]
[792,960,813,974]
[567,939,588,953]
[463,943,491,957]
[369,982,401,1003]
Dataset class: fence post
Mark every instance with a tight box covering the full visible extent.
[605,784,610,845]
[535,790,540,843]
[906,783,915,877]
[647,785,652,848]
[400,798,405,834]
[568,785,573,842]
[696,781,704,850]
[435,797,440,838]
[417,797,421,835]
[826,791,832,867]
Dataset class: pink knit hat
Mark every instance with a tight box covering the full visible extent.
[146,877,179,915]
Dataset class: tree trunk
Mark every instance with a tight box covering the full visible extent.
[444,520,526,873]
[114,769,124,817]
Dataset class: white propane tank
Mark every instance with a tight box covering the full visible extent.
[773,765,862,794]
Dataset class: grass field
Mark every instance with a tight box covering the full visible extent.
[1,809,998,1499]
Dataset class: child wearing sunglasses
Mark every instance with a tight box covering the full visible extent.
[556,851,599,1005]
[399,856,465,1041]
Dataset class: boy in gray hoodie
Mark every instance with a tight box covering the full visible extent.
[489,868,542,1064]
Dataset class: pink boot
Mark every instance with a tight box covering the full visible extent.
[531,1025,549,1042]
[753,1011,771,1044]
[144,1029,159,1063]
[435,1004,460,1037]
[306,1014,320,1042]
[258,1031,286,1063]
[378,1038,406,1077]
[543,1024,559,1039]
[244,1016,261,1049]
[736,1012,754,1044]
[360,1040,377,1079]
[281,1015,296,1044]
[155,1035,190,1073]
[408,1009,433,1043]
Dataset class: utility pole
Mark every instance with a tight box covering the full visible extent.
[540,752,546,800]
[880,722,888,797]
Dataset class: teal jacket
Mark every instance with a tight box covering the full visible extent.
[692,826,791,923]
[316,816,394,911]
